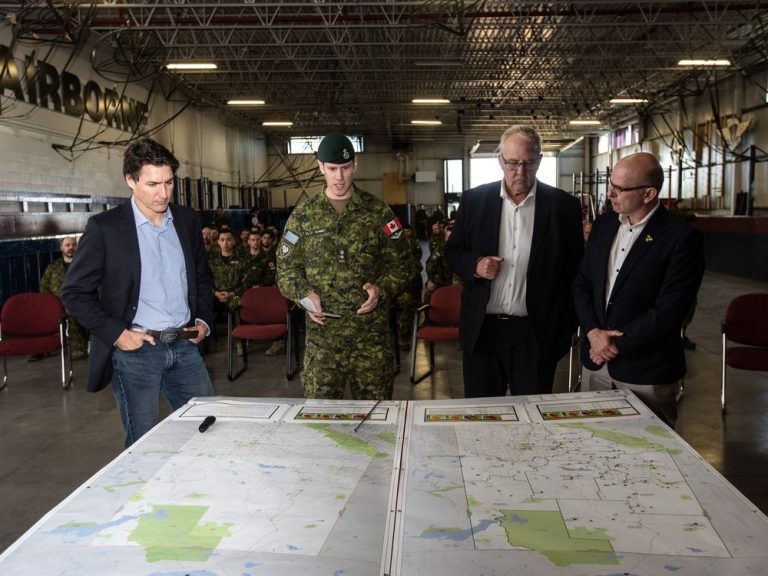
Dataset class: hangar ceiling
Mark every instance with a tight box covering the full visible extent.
[2,1,768,149]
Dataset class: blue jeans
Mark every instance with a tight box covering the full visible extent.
[112,340,213,447]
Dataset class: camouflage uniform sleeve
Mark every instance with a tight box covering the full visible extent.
[276,212,312,302]
[39,263,55,294]
[374,207,413,301]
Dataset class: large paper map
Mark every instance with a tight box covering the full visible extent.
[397,394,768,574]
[2,392,768,575]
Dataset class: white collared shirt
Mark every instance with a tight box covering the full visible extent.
[486,181,537,316]
[605,202,660,305]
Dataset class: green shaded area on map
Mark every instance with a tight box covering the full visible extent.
[498,509,618,567]
[559,423,671,453]
[427,485,462,498]
[104,480,144,493]
[128,504,232,562]
[645,424,673,438]
[377,431,397,445]
[306,423,386,457]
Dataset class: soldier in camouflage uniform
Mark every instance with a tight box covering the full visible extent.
[424,224,455,303]
[427,220,446,256]
[244,229,277,288]
[244,229,283,355]
[395,224,423,349]
[277,132,412,400]
[39,236,89,359]
[208,229,247,317]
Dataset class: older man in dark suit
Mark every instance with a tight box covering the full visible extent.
[445,125,584,397]
[61,138,214,447]
[572,152,705,426]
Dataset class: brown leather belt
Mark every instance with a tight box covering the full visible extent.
[130,324,196,343]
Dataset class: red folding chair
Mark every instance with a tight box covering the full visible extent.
[227,286,298,381]
[721,293,768,414]
[0,292,73,390]
[409,285,462,383]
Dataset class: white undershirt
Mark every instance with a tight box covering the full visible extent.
[486,181,536,316]
[605,202,660,306]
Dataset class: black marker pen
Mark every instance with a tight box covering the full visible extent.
[199,415,216,433]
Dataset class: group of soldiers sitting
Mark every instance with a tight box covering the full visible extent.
[203,223,283,355]
[39,213,457,364]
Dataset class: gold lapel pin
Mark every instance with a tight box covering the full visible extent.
[645,234,653,243]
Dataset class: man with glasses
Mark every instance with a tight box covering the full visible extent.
[445,125,584,397]
[572,152,704,427]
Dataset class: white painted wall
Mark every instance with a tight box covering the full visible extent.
[0,28,267,200]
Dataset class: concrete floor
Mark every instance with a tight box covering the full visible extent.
[1,270,767,553]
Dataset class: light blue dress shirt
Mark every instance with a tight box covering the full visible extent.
[130,197,190,330]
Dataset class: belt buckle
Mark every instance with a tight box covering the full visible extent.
[159,328,180,343]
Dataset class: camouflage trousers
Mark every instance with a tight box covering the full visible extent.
[395,291,418,345]
[301,310,394,400]
[67,315,88,354]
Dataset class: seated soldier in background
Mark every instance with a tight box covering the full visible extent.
[427,220,446,256]
[243,229,283,355]
[39,236,88,360]
[208,228,246,321]
[236,228,251,257]
[424,223,456,303]
[395,224,423,350]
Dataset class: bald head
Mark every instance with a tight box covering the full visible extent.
[609,152,663,224]
[615,152,664,192]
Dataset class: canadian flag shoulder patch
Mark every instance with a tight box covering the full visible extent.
[382,217,402,236]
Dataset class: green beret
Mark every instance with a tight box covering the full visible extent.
[317,132,355,164]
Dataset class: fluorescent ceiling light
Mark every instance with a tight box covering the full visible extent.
[412,98,451,104]
[569,120,601,125]
[411,120,442,125]
[413,60,463,67]
[166,62,218,71]
[262,121,293,127]
[677,59,731,66]
[610,98,648,104]
[227,99,265,105]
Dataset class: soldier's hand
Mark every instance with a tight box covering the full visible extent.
[357,283,381,315]
[306,291,326,326]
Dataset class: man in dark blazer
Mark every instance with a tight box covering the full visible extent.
[572,152,704,426]
[445,125,584,397]
[61,138,214,447]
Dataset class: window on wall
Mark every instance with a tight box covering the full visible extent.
[469,156,558,188]
[470,157,502,188]
[288,135,364,155]
[598,133,610,154]
[612,124,639,149]
[443,159,463,194]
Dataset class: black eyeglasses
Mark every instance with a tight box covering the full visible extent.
[499,155,540,171]
[608,180,654,194]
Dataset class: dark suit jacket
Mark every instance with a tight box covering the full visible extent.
[445,180,584,362]
[572,205,705,384]
[61,202,212,393]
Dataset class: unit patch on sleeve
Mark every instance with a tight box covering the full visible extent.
[382,217,403,239]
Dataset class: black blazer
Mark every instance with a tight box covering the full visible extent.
[61,202,212,393]
[445,180,584,361]
[572,205,705,384]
